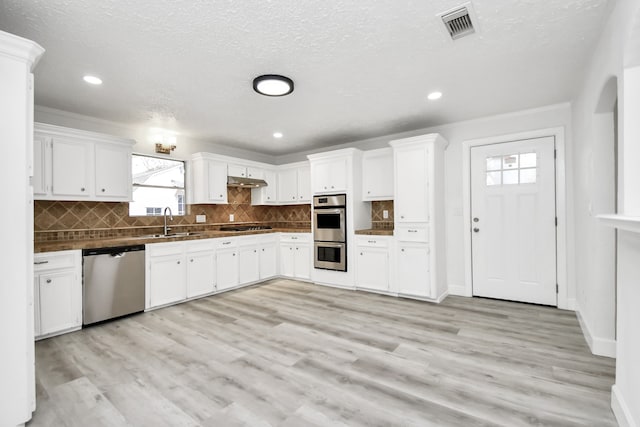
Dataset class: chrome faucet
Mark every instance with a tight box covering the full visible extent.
[163,207,173,236]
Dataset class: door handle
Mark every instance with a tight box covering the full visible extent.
[473,228,480,233]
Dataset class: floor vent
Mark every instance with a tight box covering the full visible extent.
[440,4,476,40]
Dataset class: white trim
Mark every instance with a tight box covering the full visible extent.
[448,284,470,297]
[565,298,576,311]
[461,127,569,308]
[0,31,44,69]
[598,214,640,233]
[576,304,617,358]
[34,122,135,146]
[612,384,637,427]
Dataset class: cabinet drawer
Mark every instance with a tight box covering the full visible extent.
[146,241,185,257]
[34,250,79,271]
[280,233,311,243]
[395,225,429,242]
[355,236,390,248]
[186,239,215,253]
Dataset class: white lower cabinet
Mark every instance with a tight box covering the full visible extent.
[279,233,312,280]
[146,242,187,308]
[34,250,82,339]
[355,237,391,292]
[239,239,260,285]
[259,237,278,280]
[396,243,430,297]
[186,241,216,298]
[216,241,239,291]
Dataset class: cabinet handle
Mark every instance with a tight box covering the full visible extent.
[233,253,236,256]
[292,196,296,200]
[290,247,293,250]
[177,261,181,264]
[222,241,231,245]
[46,279,52,283]
[299,196,303,199]
[262,248,265,251]
[292,236,298,240]
[34,260,49,265]
[331,186,334,189]
[360,252,363,256]
[367,191,371,194]
[80,187,85,192]
[267,196,271,200]
[368,240,376,244]
[101,188,106,192]
[190,259,194,262]
[408,230,417,233]
[401,248,405,252]
[254,249,257,253]
[324,186,327,190]
[400,215,405,219]
[296,247,299,250]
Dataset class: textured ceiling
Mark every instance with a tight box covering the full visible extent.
[0,0,613,155]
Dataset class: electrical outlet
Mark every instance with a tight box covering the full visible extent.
[383,210,389,219]
[196,215,206,223]
[229,214,234,222]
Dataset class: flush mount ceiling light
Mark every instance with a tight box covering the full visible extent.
[253,74,294,97]
[273,132,283,139]
[83,75,102,85]
[428,91,443,100]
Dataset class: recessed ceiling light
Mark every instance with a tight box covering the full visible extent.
[273,132,283,139]
[428,91,443,100]
[83,75,102,85]
[253,75,294,97]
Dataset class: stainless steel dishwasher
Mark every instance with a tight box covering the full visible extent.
[82,245,145,325]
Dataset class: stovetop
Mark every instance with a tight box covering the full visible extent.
[219,225,273,232]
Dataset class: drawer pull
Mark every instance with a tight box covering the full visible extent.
[34,260,49,265]
[46,279,52,284]
[368,240,376,244]
[222,241,231,245]
[408,230,418,233]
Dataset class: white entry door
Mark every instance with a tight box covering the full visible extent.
[471,137,556,305]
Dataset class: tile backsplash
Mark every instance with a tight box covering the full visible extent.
[35,187,310,241]
[371,200,394,230]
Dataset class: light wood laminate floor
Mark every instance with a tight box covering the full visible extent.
[29,279,617,426]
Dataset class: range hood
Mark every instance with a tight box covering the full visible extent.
[227,175,268,188]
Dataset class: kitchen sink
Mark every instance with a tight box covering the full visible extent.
[135,232,204,239]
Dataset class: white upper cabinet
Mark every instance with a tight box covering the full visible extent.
[310,157,347,194]
[362,148,394,201]
[51,138,91,198]
[228,163,264,179]
[190,155,228,204]
[94,143,131,199]
[34,123,134,202]
[251,168,278,205]
[393,144,429,222]
[277,162,310,204]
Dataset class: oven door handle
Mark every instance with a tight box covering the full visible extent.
[315,208,344,214]
[316,242,344,248]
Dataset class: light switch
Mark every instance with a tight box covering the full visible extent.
[196,215,206,223]
[229,214,234,222]
[383,210,389,219]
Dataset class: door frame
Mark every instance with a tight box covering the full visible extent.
[460,127,570,310]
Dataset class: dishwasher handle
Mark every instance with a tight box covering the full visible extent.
[83,245,145,257]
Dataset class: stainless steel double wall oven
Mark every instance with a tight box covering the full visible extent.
[313,194,347,271]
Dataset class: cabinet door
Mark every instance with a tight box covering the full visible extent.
[329,158,347,192]
[397,244,430,297]
[278,169,298,203]
[247,167,264,179]
[280,243,295,277]
[356,247,389,291]
[395,146,428,222]
[33,135,48,197]
[239,246,259,285]
[259,243,277,279]
[33,275,41,337]
[363,153,393,200]
[95,143,130,199]
[208,161,228,203]
[51,138,91,197]
[228,164,246,177]
[216,248,239,290]
[148,255,186,308]
[297,166,311,202]
[38,271,79,335]
[263,169,278,203]
[186,251,216,298]
[313,161,331,193]
[294,244,311,280]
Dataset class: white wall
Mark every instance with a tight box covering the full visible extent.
[34,106,278,165]
[571,0,640,424]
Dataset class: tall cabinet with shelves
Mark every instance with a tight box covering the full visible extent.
[390,133,448,301]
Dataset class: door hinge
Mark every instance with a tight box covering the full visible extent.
[554,149,557,159]
[555,217,558,226]
[556,283,559,293]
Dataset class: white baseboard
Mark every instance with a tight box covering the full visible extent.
[565,298,576,311]
[448,284,471,297]
[575,306,617,358]
[612,385,637,427]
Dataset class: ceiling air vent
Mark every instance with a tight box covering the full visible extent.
[440,4,476,40]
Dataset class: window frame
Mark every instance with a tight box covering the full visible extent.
[130,153,187,216]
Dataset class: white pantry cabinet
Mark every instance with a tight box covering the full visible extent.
[362,148,394,201]
[277,163,311,204]
[280,233,312,280]
[355,236,391,292]
[390,133,448,302]
[33,250,82,339]
[34,123,134,201]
